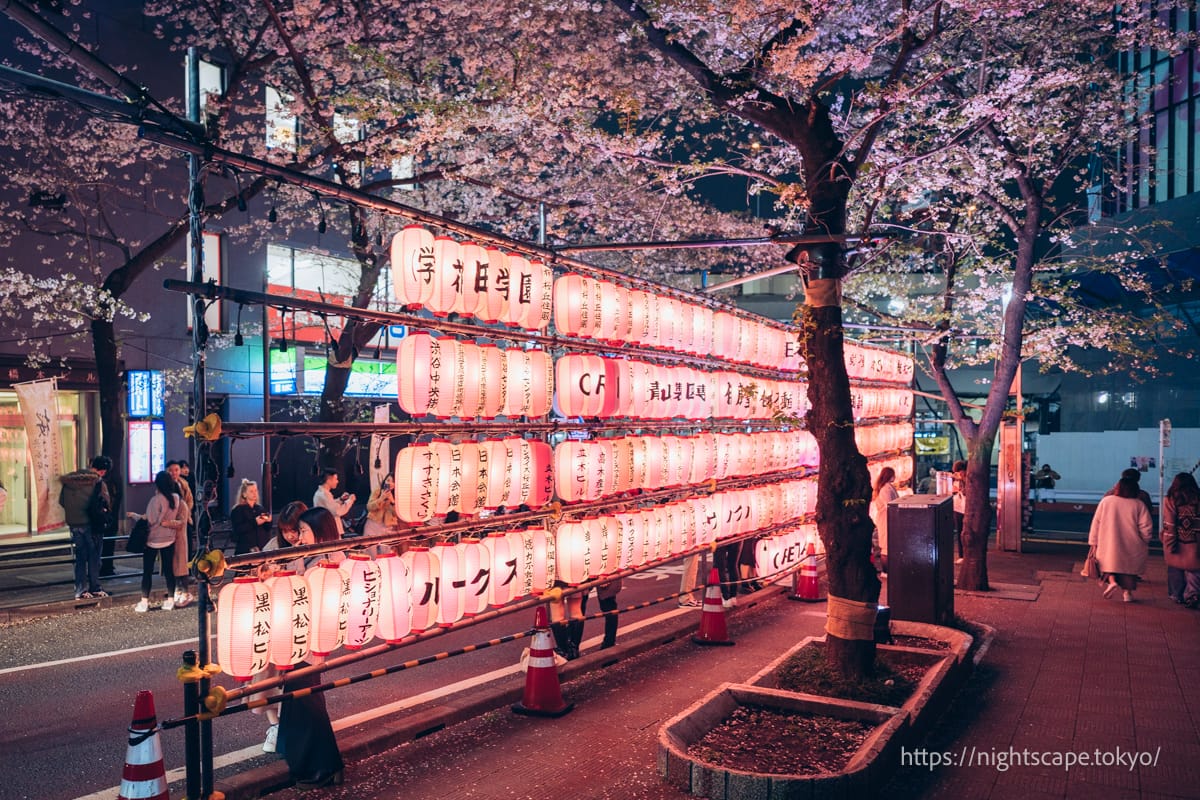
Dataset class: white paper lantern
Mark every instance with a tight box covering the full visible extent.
[217,576,270,681]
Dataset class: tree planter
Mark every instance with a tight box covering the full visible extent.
[746,636,955,737]
[658,683,906,799]
[888,620,973,667]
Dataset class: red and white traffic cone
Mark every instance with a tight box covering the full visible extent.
[791,543,824,602]
[512,605,574,718]
[692,568,735,646]
[117,690,169,800]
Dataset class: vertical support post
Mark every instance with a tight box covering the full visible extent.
[262,270,273,510]
[182,650,201,800]
[185,46,215,800]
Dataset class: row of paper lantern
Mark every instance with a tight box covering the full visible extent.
[391,225,554,329]
[753,524,821,581]
[392,430,819,521]
[396,333,911,423]
[217,479,819,679]
[855,422,915,457]
[390,226,916,386]
[868,455,914,485]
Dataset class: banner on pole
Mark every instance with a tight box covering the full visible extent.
[370,404,390,493]
[14,379,66,532]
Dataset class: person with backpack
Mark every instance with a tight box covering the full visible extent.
[58,456,113,600]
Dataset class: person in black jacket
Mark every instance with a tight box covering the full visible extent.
[229,479,272,555]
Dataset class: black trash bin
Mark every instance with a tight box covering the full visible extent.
[886,495,955,625]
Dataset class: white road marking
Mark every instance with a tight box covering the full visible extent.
[0,638,198,676]
[72,606,692,800]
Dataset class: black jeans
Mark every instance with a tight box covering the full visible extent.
[141,544,177,598]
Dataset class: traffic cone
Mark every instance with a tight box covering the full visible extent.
[692,568,735,646]
[118,690,169,800]
[791,543,825,602]
[512,605,574,718]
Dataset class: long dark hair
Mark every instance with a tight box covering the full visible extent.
[873,467,896,499]
[298,506,340,543]
[1114,477,1140,499]
[153,471,178,509]
[1167,472,1200,506]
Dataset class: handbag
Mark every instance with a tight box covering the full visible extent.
[1081,546,1101,580]
[126,517,150,554]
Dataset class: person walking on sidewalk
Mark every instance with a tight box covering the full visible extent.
[131,470,189,612]
[1162,472,1200,608]
[1089,474,1153,603]
[59,455,112,600]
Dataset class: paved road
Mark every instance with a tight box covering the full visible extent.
[0,561,698,800]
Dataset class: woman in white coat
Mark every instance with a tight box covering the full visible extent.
[1088,475,1153,602]
[870,467,899,573]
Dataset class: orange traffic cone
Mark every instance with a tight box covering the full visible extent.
[692,568,735,646]
[118,690,169,800]
[512,605,574,718]
[791,543,824,602]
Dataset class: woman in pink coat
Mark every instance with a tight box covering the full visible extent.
[1088,475,1153,602]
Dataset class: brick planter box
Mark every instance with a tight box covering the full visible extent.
[745,635,955,737]
[888,620,973,666]
[658,683,906,799]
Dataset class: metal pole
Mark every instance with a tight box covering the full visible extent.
[262,276,273,510]
[182,650,201,800]
[185,46,214,800]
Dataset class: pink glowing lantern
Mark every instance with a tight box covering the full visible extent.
[306,562,349,658]
[403,546,441,632]
[267,571,310,671]
[391,225,435,310]
[375,552,413,644]
[216,576,270,681]
[342,553,381,650]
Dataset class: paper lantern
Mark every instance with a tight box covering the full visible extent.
[658,297,680,351]
[505,347,551,418]
[216,576,270,681]
[342,553,381,650]
[434,541,464,627]
[479,344,507,418]
[607,438,635,494]
[554,440,591,503]
[524,440,554,508]
[455,241,486,318]
[598,281,625,343]
[527,348,553,417]
[500,252,530,327]
[555,520,591,585]
[676,302,695,353]
[484,531,518,607]
[586,516,620,576]
[375,552,413,644]
[500,437,526,508]
[391,225,435,309]
[457,539,490,616]
[395,445,437,523]
[611,512,640,570]
[428,439,456,515]
[481,439,510,509]
[627,289,652,344]
[713,312,739,360]
[431,338,463,418]
[397,332,437,416]
[458,342,483,420]
[455,441,487,516]
[691,306,714,357]
[477,247,509,323]
[403,546,440,632]
[554,354,607,418]
[514,527,555,595]
[266,571,310,671]
[427,236,461,317]
[514,258,553,331]
[307,561,349,658]
[553,273,586,336]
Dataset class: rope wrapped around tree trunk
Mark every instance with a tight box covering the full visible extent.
[825,594,878,641]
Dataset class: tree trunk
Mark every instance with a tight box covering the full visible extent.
[957,436,995,591]
[800,276,879,680]
[90,317,125,475]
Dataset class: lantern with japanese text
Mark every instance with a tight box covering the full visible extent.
[627,289,652,345]
[481,439,509,509]
[484,531,518,607]
[397,332,438,416]
[477,247,509,323]
[514,527,555,595]
[455,241,486,318]
[455,441,487,516]
[458,342,483,419]
[307,562,349,658]
[391,225,435,310]
[216,576,270,681]
[515,259,554,331]
[524,440,554,508]
[554,354,607,418]
[427,236,461,317]
[428,439,457,515]
[375,552,412,644]
[395,444,437,523]
[457,539,490,616]
[553,440,591,503]
[403,546,440,632]
[267,571,309,671]
[479,344,507,419]
[434,541,464,627]
[431,339,463,418]
[501,252,530,327]
[611,511,640,570]
[342,553,381,650]
[555,520,591,585]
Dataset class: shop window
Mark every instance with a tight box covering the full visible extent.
[127,371,166,484]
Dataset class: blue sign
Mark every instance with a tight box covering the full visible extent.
[127,370,164,418]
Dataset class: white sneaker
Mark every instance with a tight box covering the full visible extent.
[133,598,149,613]
[174,591,193,608]
[722,596,737,608]
[1102,581,1118,599]
[161,597,175,611]
[262,723,279,753]
[1122,591,1133,603]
